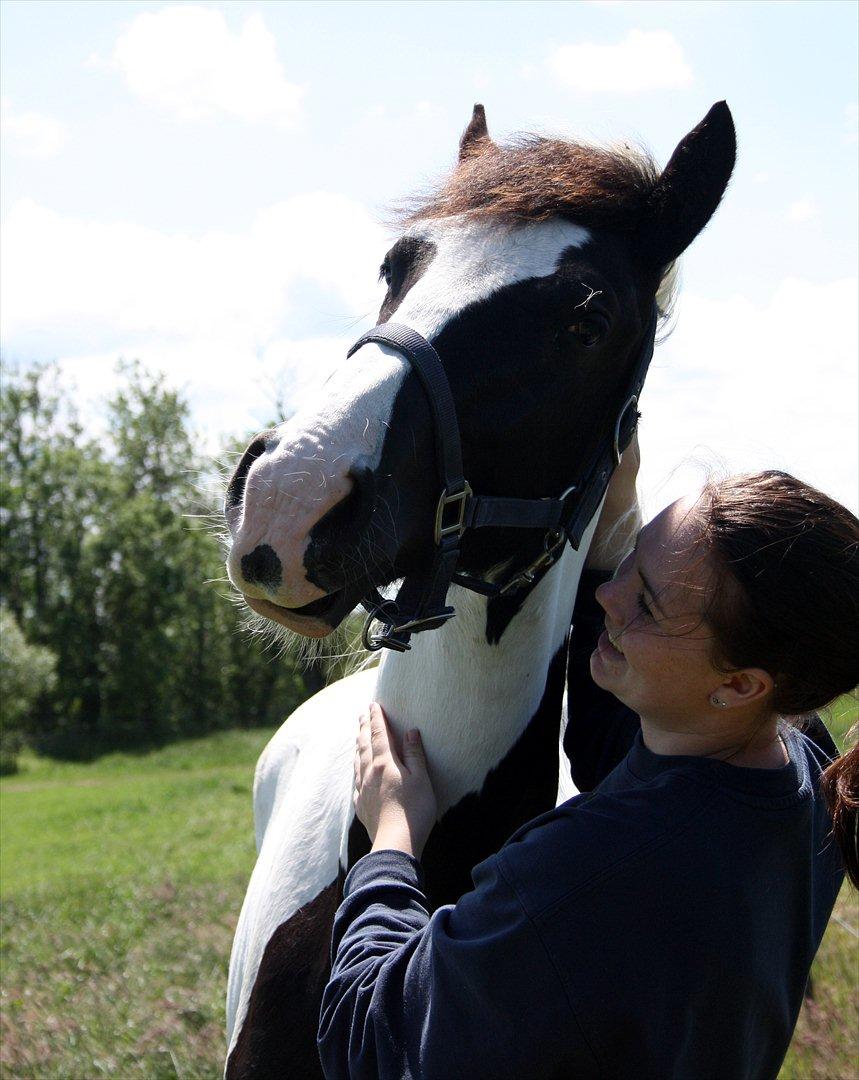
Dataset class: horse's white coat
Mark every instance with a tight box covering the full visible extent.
[396,216,591,340]
[225,215,599,1062]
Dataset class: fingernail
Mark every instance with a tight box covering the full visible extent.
[407,728,420,743]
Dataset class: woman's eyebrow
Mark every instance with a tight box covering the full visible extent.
[632,532,667,616]
[638,566,667,616]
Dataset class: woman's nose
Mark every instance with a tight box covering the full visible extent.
[595,575,624,618]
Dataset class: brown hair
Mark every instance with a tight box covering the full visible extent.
[696,470,859,884]
[820,734,859,889]
[400,135,660,230]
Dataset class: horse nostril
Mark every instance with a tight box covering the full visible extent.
[241,544,283,591]
[225,429,278,513]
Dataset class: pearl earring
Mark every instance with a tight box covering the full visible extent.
[710,695,727,708]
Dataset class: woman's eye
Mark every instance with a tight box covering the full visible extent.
[567,317,604,347]
[636,593,652,619]
[379,261,392,287]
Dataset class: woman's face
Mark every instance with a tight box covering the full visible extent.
[590,495,727,725]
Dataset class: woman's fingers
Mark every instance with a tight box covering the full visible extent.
[368,702,388,754]
[356,710,372,771]
[402,728,427,776]
[369,701,406,766]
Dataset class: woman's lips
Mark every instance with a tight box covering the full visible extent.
[596,628,627,664]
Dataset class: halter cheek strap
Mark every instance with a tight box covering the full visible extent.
[347,305,657,651]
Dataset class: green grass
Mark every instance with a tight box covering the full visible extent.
[1,728,276,1079]
[779,694,858,1080]
[1,701,857,1078]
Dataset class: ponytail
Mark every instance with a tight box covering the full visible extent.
[820,729,859,889]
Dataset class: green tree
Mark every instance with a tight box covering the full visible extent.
[1,359,320,758]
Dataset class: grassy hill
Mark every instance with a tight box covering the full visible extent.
[1,706,856,1078]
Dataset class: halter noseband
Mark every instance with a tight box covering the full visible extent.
[347,305,658,652]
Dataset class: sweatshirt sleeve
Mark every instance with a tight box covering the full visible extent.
[318,849,594,1080]
[565,569,640,791]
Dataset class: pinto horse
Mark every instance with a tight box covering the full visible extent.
[223,103,736,1077]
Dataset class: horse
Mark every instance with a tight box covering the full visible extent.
[222,102,736,1077]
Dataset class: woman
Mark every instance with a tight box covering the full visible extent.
[317,447,859,1080]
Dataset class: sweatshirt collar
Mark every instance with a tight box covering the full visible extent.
[626,727,807,802]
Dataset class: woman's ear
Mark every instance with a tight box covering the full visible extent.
[637,101,737,271]
[713,668,775,709]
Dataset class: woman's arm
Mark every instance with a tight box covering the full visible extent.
[320,707,595,1079]
[318,847,594,1080]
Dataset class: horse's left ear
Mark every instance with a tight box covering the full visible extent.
[459,103,494,161]
[638,101,736,269]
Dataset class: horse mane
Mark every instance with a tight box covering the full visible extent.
[402,134,660,230]
[399,134,678,320]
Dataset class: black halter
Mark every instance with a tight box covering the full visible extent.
[347,304,658,652]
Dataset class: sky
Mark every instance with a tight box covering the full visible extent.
[1,0,857,516]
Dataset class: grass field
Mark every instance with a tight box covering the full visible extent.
[1,704,856,1078]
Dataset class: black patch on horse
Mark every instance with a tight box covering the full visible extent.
[241,544,283,592]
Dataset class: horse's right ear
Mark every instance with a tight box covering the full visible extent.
[459,103,494,161]
[638,101,736,270]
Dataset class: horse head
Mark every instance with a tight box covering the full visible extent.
[224,103,736,640]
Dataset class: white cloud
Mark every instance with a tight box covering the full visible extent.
[547,29,693,94]
[50,334,353,454]
[752,170,770,185]
[639,278,859,517]
[787,197,819,223]
[0,194,388,448]
[1,98,67,158]
[104,6,304,127]
[1,195,386,355]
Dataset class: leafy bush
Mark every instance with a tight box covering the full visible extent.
[0,606,57,773]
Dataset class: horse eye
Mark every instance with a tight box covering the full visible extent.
[567,318,604,347]
[379,261,393,287]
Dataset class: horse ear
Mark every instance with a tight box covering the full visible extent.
[638,101,736,269]
[459,103,494,161]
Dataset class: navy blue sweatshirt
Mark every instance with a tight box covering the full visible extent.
[318,573,844,1079]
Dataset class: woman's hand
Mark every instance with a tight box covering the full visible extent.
[586,430,642,571]
[354,702,438,860]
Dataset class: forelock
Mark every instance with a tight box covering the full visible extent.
[399,135,660,231]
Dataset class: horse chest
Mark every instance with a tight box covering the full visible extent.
[343,644,567,903]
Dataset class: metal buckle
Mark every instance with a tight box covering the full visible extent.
[361,607,456,652]
[433,482,472,545]
[613,395,639,466]
[498,529,567,596]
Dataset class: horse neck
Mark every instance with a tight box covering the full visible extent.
[373,537,593,814]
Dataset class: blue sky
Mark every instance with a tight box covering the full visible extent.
[1,0,857,512]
